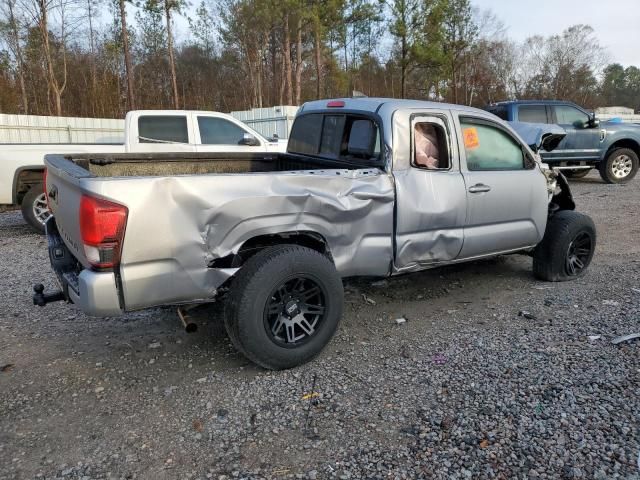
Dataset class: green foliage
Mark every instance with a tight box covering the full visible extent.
[601,63,640,111]
[136,0,166,58]
[188,0,217,55]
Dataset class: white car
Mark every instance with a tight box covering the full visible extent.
[0,110,287,232]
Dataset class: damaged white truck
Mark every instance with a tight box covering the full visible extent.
[34,98,596,369]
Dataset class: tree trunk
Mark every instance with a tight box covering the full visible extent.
[165,1,180,109]
[119,0,136,110]
[87,0,97,115]
[283,14,293,105]
[279,54,285,105]
[343,31,349,96]
[6,0,28,113]
[294,15,303,105]
[38,0,63,115]
[400,35,406,99]
[313,20,322,99]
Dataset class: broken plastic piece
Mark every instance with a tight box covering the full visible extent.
[362,294,376,305]
[611,333,640,345]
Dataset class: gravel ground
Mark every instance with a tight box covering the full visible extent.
[1,172,639,480]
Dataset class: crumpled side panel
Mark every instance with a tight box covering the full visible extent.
[95,170,394,311]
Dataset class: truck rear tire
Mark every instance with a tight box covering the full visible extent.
[533,211,596,282]
[20,184,50,234]
[598,148,639,184]
[224,244,343,370]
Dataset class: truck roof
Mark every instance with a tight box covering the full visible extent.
[126,109,239,116]
[489,100,577,106]
[300,98,489,116]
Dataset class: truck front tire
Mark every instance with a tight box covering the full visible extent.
[598,148,639,184]
[21,184,50,234]
[533,211,596,282]
[224,244,343,370]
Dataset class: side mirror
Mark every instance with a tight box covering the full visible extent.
[540,132,566,152]
[589,116,600,128]
[239,133,260,146]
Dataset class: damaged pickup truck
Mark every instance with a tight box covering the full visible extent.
[35,98,596,369]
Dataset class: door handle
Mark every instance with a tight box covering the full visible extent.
[468,183,491,193]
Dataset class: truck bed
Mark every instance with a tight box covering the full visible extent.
[57,151,358,178]
[44,151,395,312]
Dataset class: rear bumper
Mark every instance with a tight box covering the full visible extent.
[45,217,123,317]
[68,270,122,316]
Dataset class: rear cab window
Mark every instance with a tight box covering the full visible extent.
[138,116,189,143]
[288,113,382,165]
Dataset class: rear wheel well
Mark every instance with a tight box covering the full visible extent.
[209,231,333,269]
[14,168,44,205]
[605,139,640,159]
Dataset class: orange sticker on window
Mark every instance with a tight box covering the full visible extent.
[463,127,480,149]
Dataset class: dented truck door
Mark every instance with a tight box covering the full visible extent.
[392,111,467,271]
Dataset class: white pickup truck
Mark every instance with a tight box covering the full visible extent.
[0,110,287,232]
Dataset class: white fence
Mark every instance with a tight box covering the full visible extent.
[0,106,299,144]
[231,106,299,139]
[0,114,125,144]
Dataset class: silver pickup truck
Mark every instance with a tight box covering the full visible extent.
[35,98,596,369]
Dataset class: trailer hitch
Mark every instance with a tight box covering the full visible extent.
[32,284,65,307]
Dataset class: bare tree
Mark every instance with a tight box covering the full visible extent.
[1,0,29,112]
[118,0,135,109]
[25,0,68,115]
[293,12,302,104]
[163,0,181,109]
[282,12,293,104]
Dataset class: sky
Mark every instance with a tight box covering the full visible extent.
[472,0,640,67]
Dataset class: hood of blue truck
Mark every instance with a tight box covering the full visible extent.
[508,122,567,152]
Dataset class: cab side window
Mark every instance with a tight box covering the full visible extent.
[413,122,450,170]
[198,117,249,145]
[461,120,525,171]
[554,105,590,127]
[138,116,188,143]
[518,105,548,124]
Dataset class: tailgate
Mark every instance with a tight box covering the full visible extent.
[45,154,94,267]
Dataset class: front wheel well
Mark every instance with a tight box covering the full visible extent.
[209,231,333,269]
[548,171,576,216]
[604,139,640,160]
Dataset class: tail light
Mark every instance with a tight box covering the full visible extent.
[79,194,128,269]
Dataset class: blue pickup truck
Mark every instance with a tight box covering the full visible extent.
[485,100,639,184]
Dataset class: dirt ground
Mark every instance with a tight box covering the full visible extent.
[1,172,639,479]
